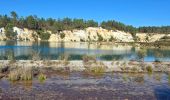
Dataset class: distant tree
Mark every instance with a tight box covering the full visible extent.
[0,15,10,27]
[62,18,72,30]
[86,20,98,27]
[26,16,38,29]
[10,11,18,26]
[73,19,85,29]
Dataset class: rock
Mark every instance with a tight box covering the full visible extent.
[4,26,170,42]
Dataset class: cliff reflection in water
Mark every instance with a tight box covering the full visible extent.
[0,41,170,61]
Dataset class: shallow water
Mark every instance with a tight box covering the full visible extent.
[0,73,170,100]
[0,41,170,61]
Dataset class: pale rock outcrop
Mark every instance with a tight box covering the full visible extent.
[136,33,148,42]
[136,33,168,42]
[48,34,59,42]
[0,27,6,40]
[112,30,134,42]
[64,27,134,42]
[0,27,135,42]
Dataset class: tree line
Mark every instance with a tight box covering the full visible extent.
[0,11,170,36]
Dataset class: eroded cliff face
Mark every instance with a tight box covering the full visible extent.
[136,33,169,42]
[48,27,134,42]
[1,27,169,42]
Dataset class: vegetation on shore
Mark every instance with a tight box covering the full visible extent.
[1,11,170,41]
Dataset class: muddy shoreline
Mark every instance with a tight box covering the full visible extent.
[0,60,170,100]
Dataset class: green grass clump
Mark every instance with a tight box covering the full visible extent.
[146,65,153,74]
[84,63,106,77]
[38,73,47,82]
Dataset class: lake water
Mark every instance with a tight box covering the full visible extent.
[0,72,170,100]
[0,41,170,61]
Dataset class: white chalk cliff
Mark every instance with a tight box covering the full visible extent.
[1,27,169,42]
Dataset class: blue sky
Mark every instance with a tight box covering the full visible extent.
[0,0,169,27]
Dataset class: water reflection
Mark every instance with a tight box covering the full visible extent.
[0,41,170,61]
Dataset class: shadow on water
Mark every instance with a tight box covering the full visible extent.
[154,87,170,100]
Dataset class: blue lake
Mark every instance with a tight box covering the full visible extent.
[0,41,170,61]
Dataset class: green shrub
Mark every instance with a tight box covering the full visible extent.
[109,36,116,42]
[5,23,17,40]
[60,33,65,39]
[38,31,51,40]
[146,65,153,73]
[97,33,103,42]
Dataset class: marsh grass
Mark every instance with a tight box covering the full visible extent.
[8,67,33,81]
[31,50,41,61]
[38,73,46,82]
[6,50,16,63]
[83,61,106,77]
[122,74,128,81]
[58,54,70,66]
[82,55,96,64]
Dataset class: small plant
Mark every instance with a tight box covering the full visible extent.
[84,66,106,77]
[38,73,46,82]
[58,54,70,65]
[122,74,128,81]
[8,67,33,81]
[20,68,32,81]
[82,55,96,64]
[6,50,15,63]
[31,50,41,61]
[8,69,20,81]
[83,61,106,77]
[146,65,153,74]
[131,66,138,72]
